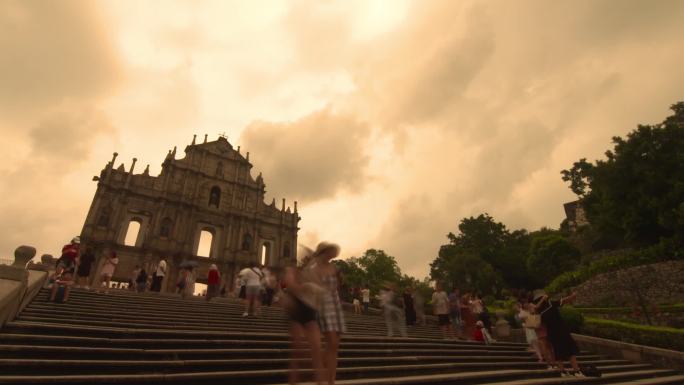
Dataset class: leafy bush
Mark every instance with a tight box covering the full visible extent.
[582,317,684,351]
[560,306,584,332]
[546,239,683,294]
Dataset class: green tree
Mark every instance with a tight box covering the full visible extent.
[430,214,536,293]
[561,102,684,249]
[430,244,500,295]
[356,249,402,286]
[526,234,581,286]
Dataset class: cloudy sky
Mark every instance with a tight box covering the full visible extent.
[2,0,683,278]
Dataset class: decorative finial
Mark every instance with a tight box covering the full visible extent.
[204,134,208,143]
[246,152,250,161]
[237,146,241,154]
[192,134,196,145]
[171,146,177,156]
[294,201,298,213]
[143,164,150,175]
[219,131,228,140]
[281,198,286,211]
[109,152,119,168]
[129,158,138,173]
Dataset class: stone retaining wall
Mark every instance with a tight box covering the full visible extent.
[574,260,684,307]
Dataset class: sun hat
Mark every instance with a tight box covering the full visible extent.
[313,241,340,259]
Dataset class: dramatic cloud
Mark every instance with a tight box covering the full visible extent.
[0,0,120,119]
[2,0,683,281]
[241,107,371,202]
[0,0,121,257]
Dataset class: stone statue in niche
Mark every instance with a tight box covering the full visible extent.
[216,162,224,178]
[209,186,221,207]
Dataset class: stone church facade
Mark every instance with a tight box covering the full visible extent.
[79,135,300,292]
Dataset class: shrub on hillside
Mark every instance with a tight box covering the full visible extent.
[582,317,684,351]
[546,239,682,294]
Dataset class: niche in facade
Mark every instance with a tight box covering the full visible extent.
[209,186,221,208]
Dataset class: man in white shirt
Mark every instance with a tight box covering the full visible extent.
[238,262,264,317]
[151,258,167,292]
[432,283,455,339]
[361,286,371,313]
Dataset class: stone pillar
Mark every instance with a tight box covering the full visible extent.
[13,246,36,268]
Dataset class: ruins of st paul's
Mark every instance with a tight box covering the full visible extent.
[78,135,300,292]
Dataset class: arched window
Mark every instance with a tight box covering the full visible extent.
[241,233,253,251]
[123,219,142,246]
[209,186,221,207]
[159,218,173,238]
[197,230,213,257]
[283,241,291,258]
[97,206,112,227]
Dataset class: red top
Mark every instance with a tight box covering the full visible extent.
[208,270,220,285]
[62,243,79,261]
[473,328,485,342]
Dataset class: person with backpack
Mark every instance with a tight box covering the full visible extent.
[239,262,264,317]
[49,237,79,302]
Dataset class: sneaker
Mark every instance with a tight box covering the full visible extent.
[84,286,90,290]
[242,312,249,317]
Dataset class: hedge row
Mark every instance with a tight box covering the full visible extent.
[582,317,684,351]
[546,238,683,294]
[576,303,684,315]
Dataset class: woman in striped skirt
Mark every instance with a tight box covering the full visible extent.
[313,242,346,385]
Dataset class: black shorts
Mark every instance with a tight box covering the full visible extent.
[289,295,317,325]
[438,314,451,326]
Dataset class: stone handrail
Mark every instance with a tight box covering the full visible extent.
[0,246,49,329]
[573,333,684,371]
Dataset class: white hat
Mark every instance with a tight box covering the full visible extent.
[71,236,81,244]
[210,264,218,270]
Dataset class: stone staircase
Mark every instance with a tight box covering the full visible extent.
[0,288,681,384]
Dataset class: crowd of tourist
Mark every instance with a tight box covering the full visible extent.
[46,236,589,383]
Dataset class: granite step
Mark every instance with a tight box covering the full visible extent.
[0,368,560,384]
[0,358,647,376]
[2,321,529,350]
[0,288,674,384]
[0,333,529,351]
